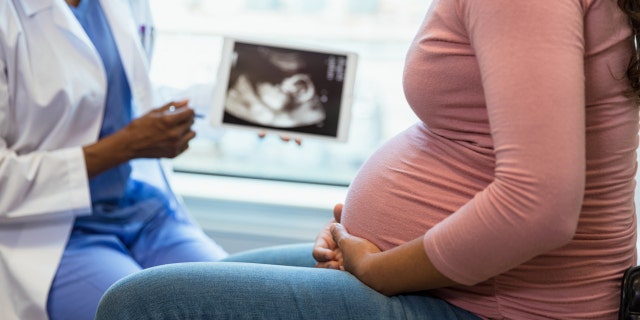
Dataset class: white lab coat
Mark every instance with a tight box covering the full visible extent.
[0,0,160,319]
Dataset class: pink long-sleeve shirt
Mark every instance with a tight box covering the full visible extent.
[341,0,638,319]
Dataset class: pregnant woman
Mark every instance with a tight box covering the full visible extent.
[95,1,639,319]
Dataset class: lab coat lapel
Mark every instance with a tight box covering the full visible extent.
[18,0,51,16]
[100,0,155,114]
[19,0,100,63]
[20,0,155,113]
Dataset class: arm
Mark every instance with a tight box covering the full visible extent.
[331,0,587,293]
[318,205,455,295]
[0,1,195,220]
[83,100,195,178]
[0,44,91,219]
[0,4,93,220]
[331,222,455,296]
[424,0,586,285]
[0,99,196,219]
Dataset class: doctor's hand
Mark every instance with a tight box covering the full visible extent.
[122,100,196,159]
[313,203,344,269]
[83,100,196,178]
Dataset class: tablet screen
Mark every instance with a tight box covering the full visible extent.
[210,37,358,142]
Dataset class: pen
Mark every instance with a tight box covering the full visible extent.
[167,106,205,119]
[139,25,147,51]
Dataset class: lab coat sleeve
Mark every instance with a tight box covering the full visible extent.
[0,54,92,222]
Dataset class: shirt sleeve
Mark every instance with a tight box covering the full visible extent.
[423,0,587,285]
[0,147,92,222]
[0,34,91,222]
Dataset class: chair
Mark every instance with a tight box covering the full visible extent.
[620,265,640,319]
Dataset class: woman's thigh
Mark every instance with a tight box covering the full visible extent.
[96,262,480,320]
[222,243,316,267]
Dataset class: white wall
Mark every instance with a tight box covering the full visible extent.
[173,173,346,253]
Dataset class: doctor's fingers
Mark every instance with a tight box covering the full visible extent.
[134,108,195,135]
[160,123,196,146]
[168,99,190,108]
[175,128,196,156]
[165,129,195,158]
[160,106,196,126]
[138,128,195,159]
[126,115,194,149]
[157,99,190,112]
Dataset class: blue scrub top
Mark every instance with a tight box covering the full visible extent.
[70,0,133,205]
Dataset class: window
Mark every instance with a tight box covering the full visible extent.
[149,0,429,186]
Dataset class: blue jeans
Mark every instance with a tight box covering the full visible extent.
[96,243,480,320]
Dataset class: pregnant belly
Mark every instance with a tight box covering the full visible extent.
[341,123,494,251]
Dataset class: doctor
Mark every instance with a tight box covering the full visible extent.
[0,0,228,319]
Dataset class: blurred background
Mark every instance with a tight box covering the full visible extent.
[148,0,432,252]
[150,0,428,186]
[149,0,640,254]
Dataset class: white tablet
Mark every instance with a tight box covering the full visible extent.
[210,37,358,142]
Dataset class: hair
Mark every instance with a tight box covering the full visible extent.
[618,0,640,102]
